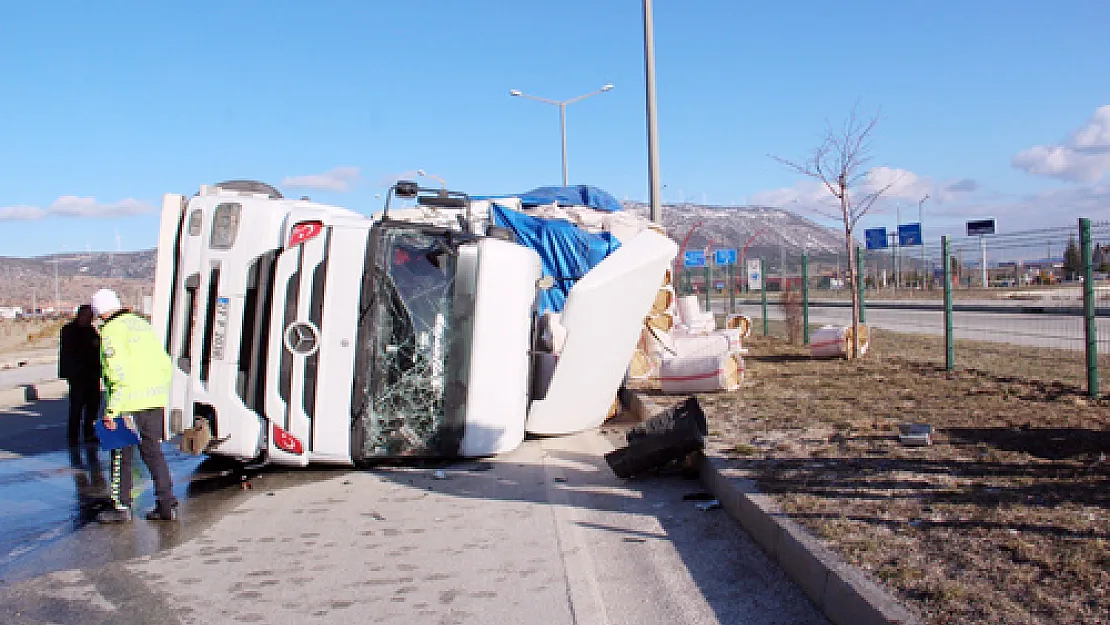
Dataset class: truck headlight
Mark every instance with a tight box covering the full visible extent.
[210,203,242,249]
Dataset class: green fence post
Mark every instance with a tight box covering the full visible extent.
[943,235,954,371]
[802,251,810,345]
[704,263,711,317]
[728,263,735,315]
[1080,218,1099,398]
[856,245,866,324]
[761,258,768,337]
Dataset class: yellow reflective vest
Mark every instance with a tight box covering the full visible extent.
[100,312,172,417]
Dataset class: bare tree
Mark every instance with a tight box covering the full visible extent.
[773,107,896,358]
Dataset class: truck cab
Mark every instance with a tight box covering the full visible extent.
[153,180,676,467]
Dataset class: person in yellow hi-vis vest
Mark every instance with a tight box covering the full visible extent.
[90,289,178,523]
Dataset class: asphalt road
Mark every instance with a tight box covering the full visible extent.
[0,392,828,625]
[0,364,57,392]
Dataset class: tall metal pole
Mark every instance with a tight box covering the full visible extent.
[559,103,568,185]
[643,0,662,225]
[943,236,954,371]
[1080,218,1098,397]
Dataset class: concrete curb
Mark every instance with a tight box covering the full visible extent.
[0,379,68,407]
[627,391,921,625]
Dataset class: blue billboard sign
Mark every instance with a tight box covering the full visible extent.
[865,227,888,250]
[714,248,737,266]
[683,249,707,268]
[898,223,923,247]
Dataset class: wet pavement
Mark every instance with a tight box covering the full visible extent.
[0,393,343,588]
[0,388,828,624]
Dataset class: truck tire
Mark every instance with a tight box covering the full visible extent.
[605,396,707,479]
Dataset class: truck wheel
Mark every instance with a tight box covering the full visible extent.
[605,396,707,478]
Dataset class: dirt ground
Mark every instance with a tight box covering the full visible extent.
[0,318,63,363]
[640,329,1110,625]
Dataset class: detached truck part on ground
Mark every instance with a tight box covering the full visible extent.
[152,180,676,467]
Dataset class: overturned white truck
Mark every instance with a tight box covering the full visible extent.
[151,180,675,467]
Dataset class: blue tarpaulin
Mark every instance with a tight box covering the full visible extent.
[475,185,624,213]
[491,205,621,313]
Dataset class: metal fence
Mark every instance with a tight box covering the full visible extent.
[675,218,1109,398]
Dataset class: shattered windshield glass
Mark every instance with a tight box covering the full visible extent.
[354,226,461,457]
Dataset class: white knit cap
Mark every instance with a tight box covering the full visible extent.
[90,289,122,317]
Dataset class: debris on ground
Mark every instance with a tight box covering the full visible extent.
[605,396,707,478]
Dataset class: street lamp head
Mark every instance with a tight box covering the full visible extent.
[601,83,614,92]
[509,89,522,97]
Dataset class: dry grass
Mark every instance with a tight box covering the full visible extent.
[0,318,64,357]
[639,329,1110,625]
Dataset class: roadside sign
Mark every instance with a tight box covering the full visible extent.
[865,227,888,250]
[714,248,737,266]
[683,249,706,268]
[966,218,996,236]
[746,259,762,291]
[898,223,923,247]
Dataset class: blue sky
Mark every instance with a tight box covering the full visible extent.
[2,1,1109,257]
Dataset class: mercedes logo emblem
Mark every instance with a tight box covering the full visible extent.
[283,321,320,356]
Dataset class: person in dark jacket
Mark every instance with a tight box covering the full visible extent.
[59,304,102,444]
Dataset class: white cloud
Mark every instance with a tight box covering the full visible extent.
[1012,105,1110,182]
[282,166,361,192]
[0,205,47,220]
[0,196,153,221]
[954,183,1110,228]
[750,167,978,218]
[863,167,933,200]
[49,196,153,218]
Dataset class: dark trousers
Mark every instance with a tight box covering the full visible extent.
[108,408,176,511]
[67,380,101,443]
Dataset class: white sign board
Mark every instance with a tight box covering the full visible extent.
[746,259,762,291]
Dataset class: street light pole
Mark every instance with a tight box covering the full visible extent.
[416,169,446,189]
[643,0,662,225]
[559,104,568,187]
[509,84,614,186]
